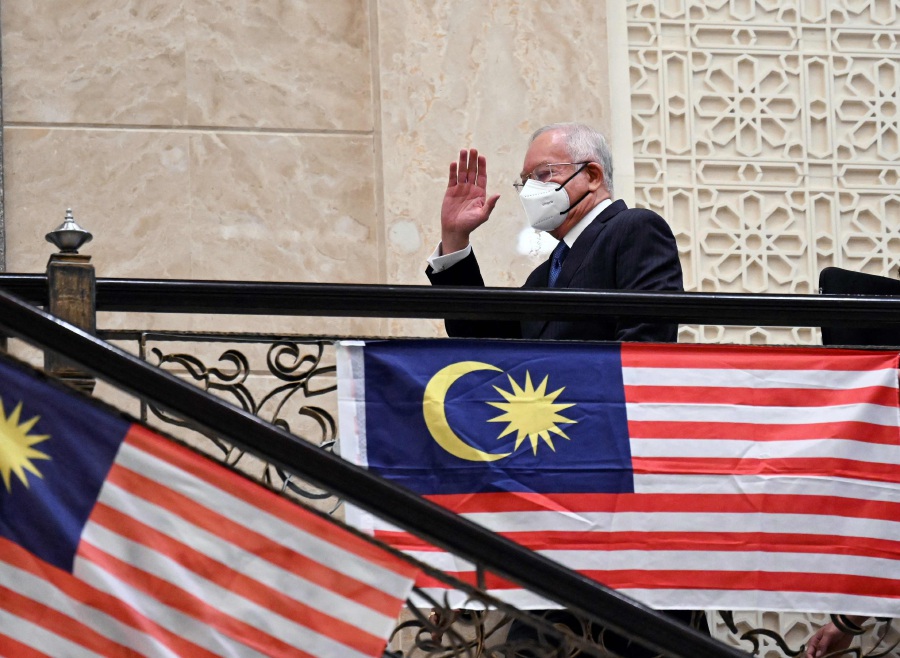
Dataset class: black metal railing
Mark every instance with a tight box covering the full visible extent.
[2,275,900,328]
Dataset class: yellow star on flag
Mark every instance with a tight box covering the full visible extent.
[0,398,51,492]
[487,371,576,455]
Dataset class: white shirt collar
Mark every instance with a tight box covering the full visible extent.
[561,198,613,248]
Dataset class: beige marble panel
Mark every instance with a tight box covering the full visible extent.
[185,0,373,130]
[4,127,193,277]
[1,0,187,125]
[184,131,384,336]
[376,0,612,303]
[187,132,377,281]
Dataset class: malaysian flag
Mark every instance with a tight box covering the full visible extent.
[0,355,420,657]
[337,340,900,616]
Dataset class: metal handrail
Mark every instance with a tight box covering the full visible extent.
[0,274,48,305]
[0,287,749,658]
[1,274,898,326]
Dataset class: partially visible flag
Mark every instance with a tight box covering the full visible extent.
[338,340,900,617]
[0,355,420,657]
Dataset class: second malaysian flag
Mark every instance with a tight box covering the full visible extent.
[338,340,900,616]
[0,354,420,657]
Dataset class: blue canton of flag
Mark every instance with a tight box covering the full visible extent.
[359,340,634,495]
[0,362,127,572]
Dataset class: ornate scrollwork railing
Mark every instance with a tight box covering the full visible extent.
[106,332,343,512]
[388,604,896,658]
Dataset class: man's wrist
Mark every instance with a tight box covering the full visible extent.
[440,234,470,254]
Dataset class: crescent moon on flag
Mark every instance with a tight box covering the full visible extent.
[423,361,513,462]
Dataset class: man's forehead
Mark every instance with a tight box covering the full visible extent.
[521,131,568,174]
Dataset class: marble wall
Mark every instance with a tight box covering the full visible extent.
[0,0,612,336]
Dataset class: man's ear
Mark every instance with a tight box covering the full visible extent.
[585,162,607,192]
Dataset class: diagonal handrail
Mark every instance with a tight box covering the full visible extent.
[0,287,749,658]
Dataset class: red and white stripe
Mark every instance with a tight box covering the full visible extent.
[0,424,419,657]
[347,344,900,616]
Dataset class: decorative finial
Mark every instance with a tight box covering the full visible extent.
[46,208,93,254]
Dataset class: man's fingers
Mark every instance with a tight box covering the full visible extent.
[451,148,489,187]
[457,149,469,184]
[484,194,500,217]
[804,641,815,658]
[804,633,819,658]
[466,148,479,185]
[476,154,488,189]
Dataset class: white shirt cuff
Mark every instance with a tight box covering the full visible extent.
[427,243,472,273]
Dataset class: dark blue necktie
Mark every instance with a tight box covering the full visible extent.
[547,241,570,288]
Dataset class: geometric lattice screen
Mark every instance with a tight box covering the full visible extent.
[627,0,900,345]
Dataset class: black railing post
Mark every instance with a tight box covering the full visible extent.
[44,209,96,394]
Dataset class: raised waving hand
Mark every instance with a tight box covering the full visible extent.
[440,149,501,254]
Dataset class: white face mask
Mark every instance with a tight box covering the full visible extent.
[518,164,589,232]
[518,179,572,232]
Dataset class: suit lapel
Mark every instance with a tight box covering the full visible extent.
[553,200,624,290]
[529,200,627,339]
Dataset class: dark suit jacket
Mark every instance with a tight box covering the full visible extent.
[427,200,683,342]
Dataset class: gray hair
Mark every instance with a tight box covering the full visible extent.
[530,123,614,197]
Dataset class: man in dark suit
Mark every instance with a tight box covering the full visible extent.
[426,124,698,655]
[427,122,683,341]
